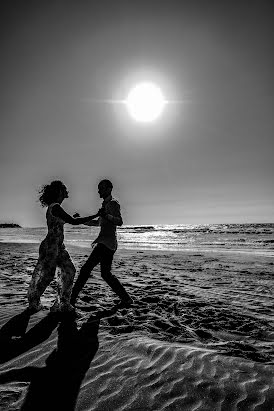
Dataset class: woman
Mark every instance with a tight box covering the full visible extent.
[27,180,99,313]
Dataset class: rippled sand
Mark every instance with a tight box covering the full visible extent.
[0,243,274,410]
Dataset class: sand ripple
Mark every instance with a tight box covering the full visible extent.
[78,333,274,410]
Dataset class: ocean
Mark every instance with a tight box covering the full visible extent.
[0,223,273,256]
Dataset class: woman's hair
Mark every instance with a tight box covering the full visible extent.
[38,180,68,207]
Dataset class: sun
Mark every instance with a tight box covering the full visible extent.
[125,82,166,123]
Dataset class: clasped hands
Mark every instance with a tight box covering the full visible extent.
[73,208,107,219]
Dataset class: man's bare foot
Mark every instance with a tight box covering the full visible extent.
[119,297,133,307]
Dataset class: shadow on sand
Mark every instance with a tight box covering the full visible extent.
[0,303,125,410]
[20,315,100,410]
[0,308,33,340]
[0,309,60,364]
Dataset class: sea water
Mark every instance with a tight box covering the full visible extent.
[0,223,273,256]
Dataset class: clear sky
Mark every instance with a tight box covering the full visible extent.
[1,0,273,227]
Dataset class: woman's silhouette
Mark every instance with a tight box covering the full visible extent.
[27,180,98,313]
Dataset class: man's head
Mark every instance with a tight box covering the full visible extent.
[98,179,113,199]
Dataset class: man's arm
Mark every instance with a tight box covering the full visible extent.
[101,201,123,226]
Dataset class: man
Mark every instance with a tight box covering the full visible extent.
[70,179,132,307]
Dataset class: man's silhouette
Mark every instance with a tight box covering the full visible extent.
[70,179,132,306]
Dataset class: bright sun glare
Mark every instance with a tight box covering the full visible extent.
[125,82,166,123]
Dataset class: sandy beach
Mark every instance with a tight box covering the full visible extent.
[0,242,274,410]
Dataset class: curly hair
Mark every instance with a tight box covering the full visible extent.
[38,180,68,207]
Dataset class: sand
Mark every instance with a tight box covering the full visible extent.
[0,242,274,410]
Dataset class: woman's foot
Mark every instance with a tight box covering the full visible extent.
[28,303,44,314]
[50,301,61,312]
[60,302,75,313]
[50,301,75,313]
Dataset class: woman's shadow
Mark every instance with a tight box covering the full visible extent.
[0,304,121,410]
[0,308,60,364]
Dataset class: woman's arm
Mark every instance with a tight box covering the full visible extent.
[83,220,100,226]
[52,204,99,225]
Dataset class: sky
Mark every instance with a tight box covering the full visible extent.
[0,0,273,227]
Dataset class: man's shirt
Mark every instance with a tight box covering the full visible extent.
[86,195,123,251]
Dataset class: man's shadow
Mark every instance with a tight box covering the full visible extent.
[0,304,122,410]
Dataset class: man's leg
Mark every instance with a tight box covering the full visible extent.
[70,246,101,306]
[99,244,131,302]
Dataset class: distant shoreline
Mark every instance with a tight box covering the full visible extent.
[4,222,274,229]
[0,223,21,228]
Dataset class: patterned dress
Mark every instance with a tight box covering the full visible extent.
[27,203,76,311]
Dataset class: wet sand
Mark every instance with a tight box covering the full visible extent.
[0,242,274,410]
